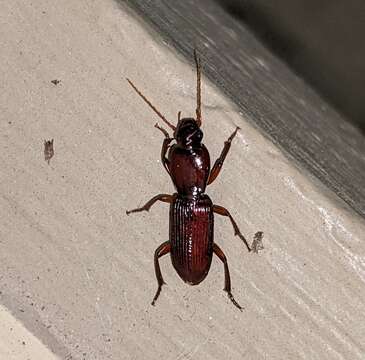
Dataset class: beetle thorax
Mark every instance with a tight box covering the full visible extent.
[168,141,210,197]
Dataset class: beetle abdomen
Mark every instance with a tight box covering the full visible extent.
[170,194,214,285]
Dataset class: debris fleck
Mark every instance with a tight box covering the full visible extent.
[51,79,61,85]
[44,139,54,164]
[252,231,264,253]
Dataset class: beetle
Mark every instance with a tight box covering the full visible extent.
[126,51,263,310]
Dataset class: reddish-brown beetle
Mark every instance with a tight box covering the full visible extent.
[126,51,263,310]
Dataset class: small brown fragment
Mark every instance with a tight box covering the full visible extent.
[44,139,54,164]
[51,79,61,85]
[251,231,264,254]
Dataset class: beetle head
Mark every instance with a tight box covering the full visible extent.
[175,118,203,147]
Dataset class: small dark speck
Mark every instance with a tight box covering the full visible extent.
[51,79,61,85]
[41,305,45,311]
[44,139,54,164]
[19,309,24,313]
[22,341,26,345]
[8,121,12,124]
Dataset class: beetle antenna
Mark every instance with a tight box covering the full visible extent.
[178,111,181,121]
[126,78,176,131]
[194,49,202,127]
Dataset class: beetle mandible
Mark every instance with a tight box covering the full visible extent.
[126,51,263,311]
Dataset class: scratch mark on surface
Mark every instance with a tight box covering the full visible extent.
[284,176,365,283]
[95,300,107,333]
[174,337,209,360]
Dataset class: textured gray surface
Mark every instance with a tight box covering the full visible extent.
[125,0,365,217]
[220,0,365,132]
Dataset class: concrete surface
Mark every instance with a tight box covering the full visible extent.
[0,0,364,359]
[0,304,60,360]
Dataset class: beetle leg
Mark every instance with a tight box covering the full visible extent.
[213,204,251,252]
[154,123,173,174]
[152,241,170,306]
[213,243,243,311]
[126,194,173,215]
[207,127,240,185]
